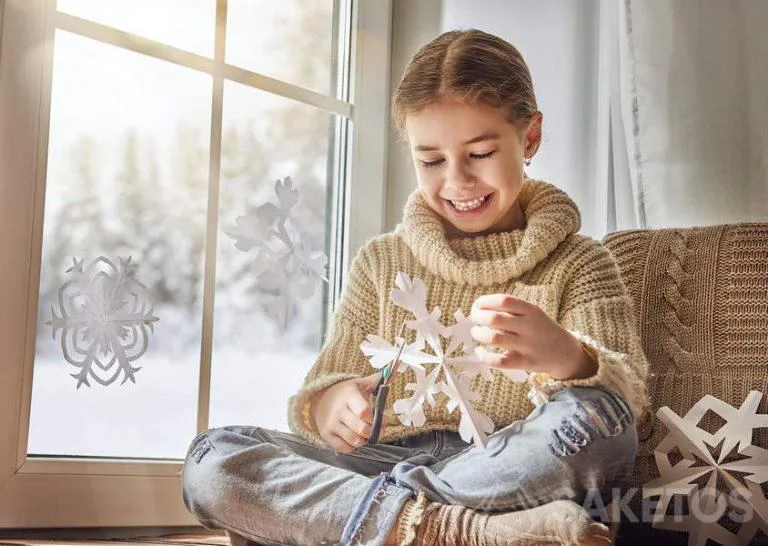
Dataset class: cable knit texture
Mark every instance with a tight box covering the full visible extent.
[287,176,651,447]
[602,223,768,532]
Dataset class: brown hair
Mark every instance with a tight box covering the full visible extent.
[392,29,538,136]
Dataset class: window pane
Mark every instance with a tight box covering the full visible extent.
[28,30,212,459]
[208,80,335,430]
[56,0,216,57]
[226,0,337,96]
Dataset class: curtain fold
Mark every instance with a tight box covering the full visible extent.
[604,0,768,230]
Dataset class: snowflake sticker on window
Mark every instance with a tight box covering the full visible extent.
[224,176,329,328]
[46,256,159,388]
[359,272,529,449]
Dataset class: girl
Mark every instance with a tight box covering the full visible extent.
[182,29,649,546]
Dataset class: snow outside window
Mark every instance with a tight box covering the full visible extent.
[28,0,352,460]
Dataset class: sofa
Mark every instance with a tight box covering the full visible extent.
[602,223,768,545]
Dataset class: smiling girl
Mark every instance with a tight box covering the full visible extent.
[182,29,650,546]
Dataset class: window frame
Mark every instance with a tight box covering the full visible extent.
[0,0,392,527]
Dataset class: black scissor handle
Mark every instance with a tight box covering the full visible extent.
[367,384,389,444]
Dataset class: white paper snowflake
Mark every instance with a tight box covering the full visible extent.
[359,272,529,449]
[224,177,328,328]
[46,256,159,388]
[642,390,768,545]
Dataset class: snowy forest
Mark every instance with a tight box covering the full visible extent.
[36,116,331,356]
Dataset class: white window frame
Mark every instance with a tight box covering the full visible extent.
[0,0,392,528]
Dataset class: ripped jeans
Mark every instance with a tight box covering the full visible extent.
[181,385,637,546]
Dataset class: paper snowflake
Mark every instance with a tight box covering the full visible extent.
[359,273,529,449]
[642,390,768,545]
[46,256,159,388]
[224,177,328,328]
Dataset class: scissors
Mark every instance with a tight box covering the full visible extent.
[367,322,407,444]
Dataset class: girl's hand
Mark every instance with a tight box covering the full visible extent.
[469,294,589,380]
[311,373,390,453]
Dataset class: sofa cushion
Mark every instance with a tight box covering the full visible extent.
[602,224,768,544]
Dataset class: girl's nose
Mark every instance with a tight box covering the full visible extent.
[444,159,473,188]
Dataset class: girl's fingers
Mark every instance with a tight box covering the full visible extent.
[347,393,375,425]
[336,422,368,450]
[475,345,508,367]
[340,408,373,440]
[471,294,528,314]
[335,413,391,453]
[471,325,518,350]
[469,308,520,333]
[327,432,354,453]
[475,345,526,369]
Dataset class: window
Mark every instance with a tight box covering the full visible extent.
[0,0,392,527]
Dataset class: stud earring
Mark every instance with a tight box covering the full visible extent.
[524,156,532,167]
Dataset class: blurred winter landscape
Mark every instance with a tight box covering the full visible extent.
[28,0,339,459]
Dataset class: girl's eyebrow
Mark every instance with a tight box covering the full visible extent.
[413,132,501,152]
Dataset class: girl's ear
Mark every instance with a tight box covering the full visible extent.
[524,111,543,158]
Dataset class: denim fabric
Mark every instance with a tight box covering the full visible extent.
[181,385,637,546]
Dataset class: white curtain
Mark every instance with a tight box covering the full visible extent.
[599,0,768,231]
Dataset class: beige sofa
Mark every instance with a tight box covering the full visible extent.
[602,223,768,545]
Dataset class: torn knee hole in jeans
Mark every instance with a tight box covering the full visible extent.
[350,478,425,546]
[346,474,399,546]
[548,396,630,457]
[372,480,395,505]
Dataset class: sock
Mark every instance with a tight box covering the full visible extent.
[393,493,612,546]
[394,490,430,546]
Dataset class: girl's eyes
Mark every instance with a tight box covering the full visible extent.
[471,150,495,160]
[420,150,496,169]
[421,159,443,168]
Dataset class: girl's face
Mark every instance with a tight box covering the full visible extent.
[405,99,541,238]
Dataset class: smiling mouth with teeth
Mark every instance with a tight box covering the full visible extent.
[448,194,491,212]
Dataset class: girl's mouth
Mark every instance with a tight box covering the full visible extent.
[445,193,493,217]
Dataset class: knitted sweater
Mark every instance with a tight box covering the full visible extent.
[287,176,651,447]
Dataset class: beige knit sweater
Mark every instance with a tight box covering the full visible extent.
[287,176,650,447]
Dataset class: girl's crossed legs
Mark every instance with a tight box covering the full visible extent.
[181,386,637,546]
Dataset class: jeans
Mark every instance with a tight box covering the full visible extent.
[181,385,637,546]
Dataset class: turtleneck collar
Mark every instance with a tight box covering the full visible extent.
[394,176,581,286]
